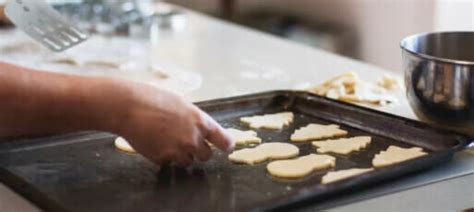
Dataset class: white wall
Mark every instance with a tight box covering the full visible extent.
[434,0,474,31]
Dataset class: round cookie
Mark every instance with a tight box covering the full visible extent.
[266,154,336,178]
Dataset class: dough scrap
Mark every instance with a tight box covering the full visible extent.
[266,154,336,178]
[228,142,299,165]
[312,136,371,155]
[240,112,294,130]
[321,168,374,184]
[377,75,402,91]
[291,124,348,142]
[226,128,262,146]
[306,72,398,106]
[308,72,358,96]
[114,137,136,153]
[372,145,427,168]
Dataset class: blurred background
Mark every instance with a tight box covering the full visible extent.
[168,0,474,72]
[1,0,473,72]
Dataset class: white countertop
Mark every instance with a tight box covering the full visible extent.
[0,4,473,211]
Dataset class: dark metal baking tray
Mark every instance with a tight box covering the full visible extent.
[0,90,469,212]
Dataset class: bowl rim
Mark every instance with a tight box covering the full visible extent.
[400,31,474,66]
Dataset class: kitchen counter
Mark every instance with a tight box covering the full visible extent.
[0,3,473,211]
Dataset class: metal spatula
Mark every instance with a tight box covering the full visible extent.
[5,0,88,52]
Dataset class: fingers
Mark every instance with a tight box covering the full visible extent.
[200,111,234,152]
[195,141,212,161]
[152,151,172,166]
[173,153,194,167]
[155,158,171,166]
[136,105,233,167]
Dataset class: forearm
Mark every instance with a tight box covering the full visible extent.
[0,62,129,136]
[0,62,234,165]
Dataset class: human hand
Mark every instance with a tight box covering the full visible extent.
[114,83,234,167]
[0,62,233,165]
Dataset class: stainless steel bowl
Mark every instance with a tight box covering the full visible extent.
[401,31,474,131]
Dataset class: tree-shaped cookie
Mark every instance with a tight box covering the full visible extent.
[291,124,347,142]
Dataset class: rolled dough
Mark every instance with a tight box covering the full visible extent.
[266,154,336,178]
[290,124,348,142]
[228,142,299,165]
[114,136,136,153]
[226,128,262,146]
[372,145,427,168]
[312,136,371,155]
[240,112,294,130]
[321,168,373,184]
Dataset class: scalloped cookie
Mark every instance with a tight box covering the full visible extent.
[372,145,427,168]
[312,136,371,155]
[291,124,348,142]
[240,112,294,130]
[226,128,262,146]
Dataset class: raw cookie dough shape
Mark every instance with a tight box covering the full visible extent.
[321,168,373,184]
[372,145,427,168]
[312,136,371,155]
[226,128,262,146]
[240,112,294,130]
[266,154,336,178]
[291,124,348,142]
[228,142,299,165]
[114,137,136,153]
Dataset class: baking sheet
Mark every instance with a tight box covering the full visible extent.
[0,91,469,211]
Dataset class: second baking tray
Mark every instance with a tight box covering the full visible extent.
[0,90,469,211]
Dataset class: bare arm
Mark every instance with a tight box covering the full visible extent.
[0,62,125,135]
[0,62,234,166]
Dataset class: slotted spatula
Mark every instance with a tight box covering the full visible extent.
[5,0,88,52]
